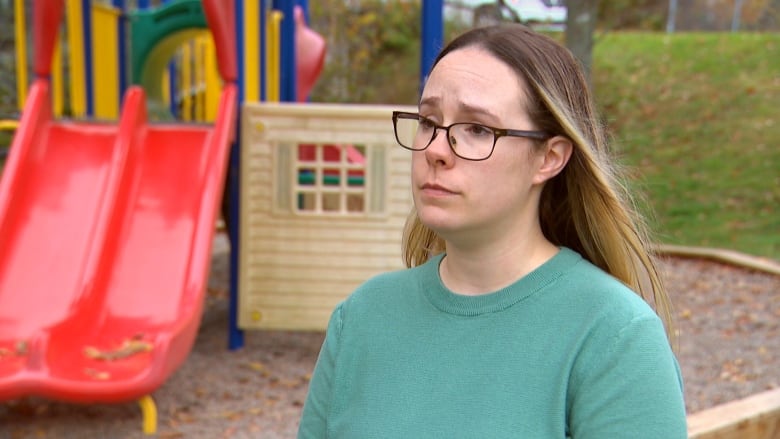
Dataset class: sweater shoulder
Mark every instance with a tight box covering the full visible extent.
[556,255,661,326]
[339,264,425,317]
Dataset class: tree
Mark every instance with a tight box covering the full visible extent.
[565,0,599,83]
[667,0,678,32]
[732,0,746,31]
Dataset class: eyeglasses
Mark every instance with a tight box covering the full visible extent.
[392,111,551,161]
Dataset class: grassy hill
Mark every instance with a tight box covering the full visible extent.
[593,32,779,260]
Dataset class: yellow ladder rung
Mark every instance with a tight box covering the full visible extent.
[0,120,19,131]
[138,395,157,435]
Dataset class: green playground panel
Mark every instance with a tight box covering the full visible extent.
[129,0,208,101]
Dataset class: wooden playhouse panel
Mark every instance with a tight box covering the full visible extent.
[239,103,414,330]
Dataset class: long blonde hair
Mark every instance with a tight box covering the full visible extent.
[402,24,674,342]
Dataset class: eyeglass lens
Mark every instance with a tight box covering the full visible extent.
[394,116,495,160]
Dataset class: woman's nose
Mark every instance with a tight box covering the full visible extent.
[424,127,455,164]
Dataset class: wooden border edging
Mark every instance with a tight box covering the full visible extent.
[657,244,780,277]
[661,245,780,438]
[688,387,780,438]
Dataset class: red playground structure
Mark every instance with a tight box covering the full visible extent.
[0,0,238,433]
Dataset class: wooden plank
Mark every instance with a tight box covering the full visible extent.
[243,293,346,310]
[245,253,401,271]
[239,305,333,331]
[658,244,780,276]
[243,220,406,235]
[243,239,402,256]
[688,387,780,439]
[244,266,387,283]
[240,278,357,293]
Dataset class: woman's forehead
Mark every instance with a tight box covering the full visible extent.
[421,48,529,119]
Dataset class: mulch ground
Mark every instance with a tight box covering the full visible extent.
[1,234,778,438]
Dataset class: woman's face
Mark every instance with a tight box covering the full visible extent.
[412,46,548,245]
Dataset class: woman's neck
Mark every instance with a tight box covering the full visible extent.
[439,228,558,296]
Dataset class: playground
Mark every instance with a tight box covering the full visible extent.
[0,236,777,438]
[0,0,779,437]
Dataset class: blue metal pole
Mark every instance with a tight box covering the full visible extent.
[160,0,178,117]
[112,0,127,102]
[168,68,177,118]
[273,0,296,102]
[298,0,310,24]
[82,0,94,116]
[420,0,443,97]
[228,0,246,350]
[260,0,267,101]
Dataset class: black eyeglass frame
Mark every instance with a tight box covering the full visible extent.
[391,111,552,161]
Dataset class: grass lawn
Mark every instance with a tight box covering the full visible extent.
[594,32,779,260]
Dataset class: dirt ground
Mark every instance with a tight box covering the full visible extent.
[1,233,778,438]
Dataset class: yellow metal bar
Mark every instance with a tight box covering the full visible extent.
[243,0,260,102]
[200,36,210,121]
[181,42,192,121]
[267,10,283,103]
[137,395,157,435]
[14,0,27,110]
[91,3,120,119]
[162,67,171,108]
[194,35,205,121]
[204,34,220,121]
[52,33,64,116]
[66,0,87,117]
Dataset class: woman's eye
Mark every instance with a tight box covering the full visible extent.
[465,124,491,137]
[419,118,436,130]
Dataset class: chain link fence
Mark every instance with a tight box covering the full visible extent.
[0,0,25,152]
[0,0,27,120]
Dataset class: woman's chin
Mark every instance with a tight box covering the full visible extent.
[417,211,460,236]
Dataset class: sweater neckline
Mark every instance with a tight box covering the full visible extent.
[420,247,581,316]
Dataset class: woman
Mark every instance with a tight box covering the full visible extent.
[298,24,687,438]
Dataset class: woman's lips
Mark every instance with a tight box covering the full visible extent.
[420,183,457,196]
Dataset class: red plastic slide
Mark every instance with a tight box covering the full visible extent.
[0,80,237,402]
[0,0,238,404]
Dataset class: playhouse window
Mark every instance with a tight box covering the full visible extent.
[274,143,385,216]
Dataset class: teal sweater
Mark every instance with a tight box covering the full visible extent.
[298,248,687,438]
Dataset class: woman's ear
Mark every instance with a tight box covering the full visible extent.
[533,136,573,185]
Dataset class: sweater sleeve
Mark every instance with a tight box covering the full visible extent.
[568,315,688,439]
[297,304,344,439]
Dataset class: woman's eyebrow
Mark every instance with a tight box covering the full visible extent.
[419,97,502,124]
[458,103,501,124]
[418,96,439,110]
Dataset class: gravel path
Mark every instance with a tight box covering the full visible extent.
[1,234,778,438]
